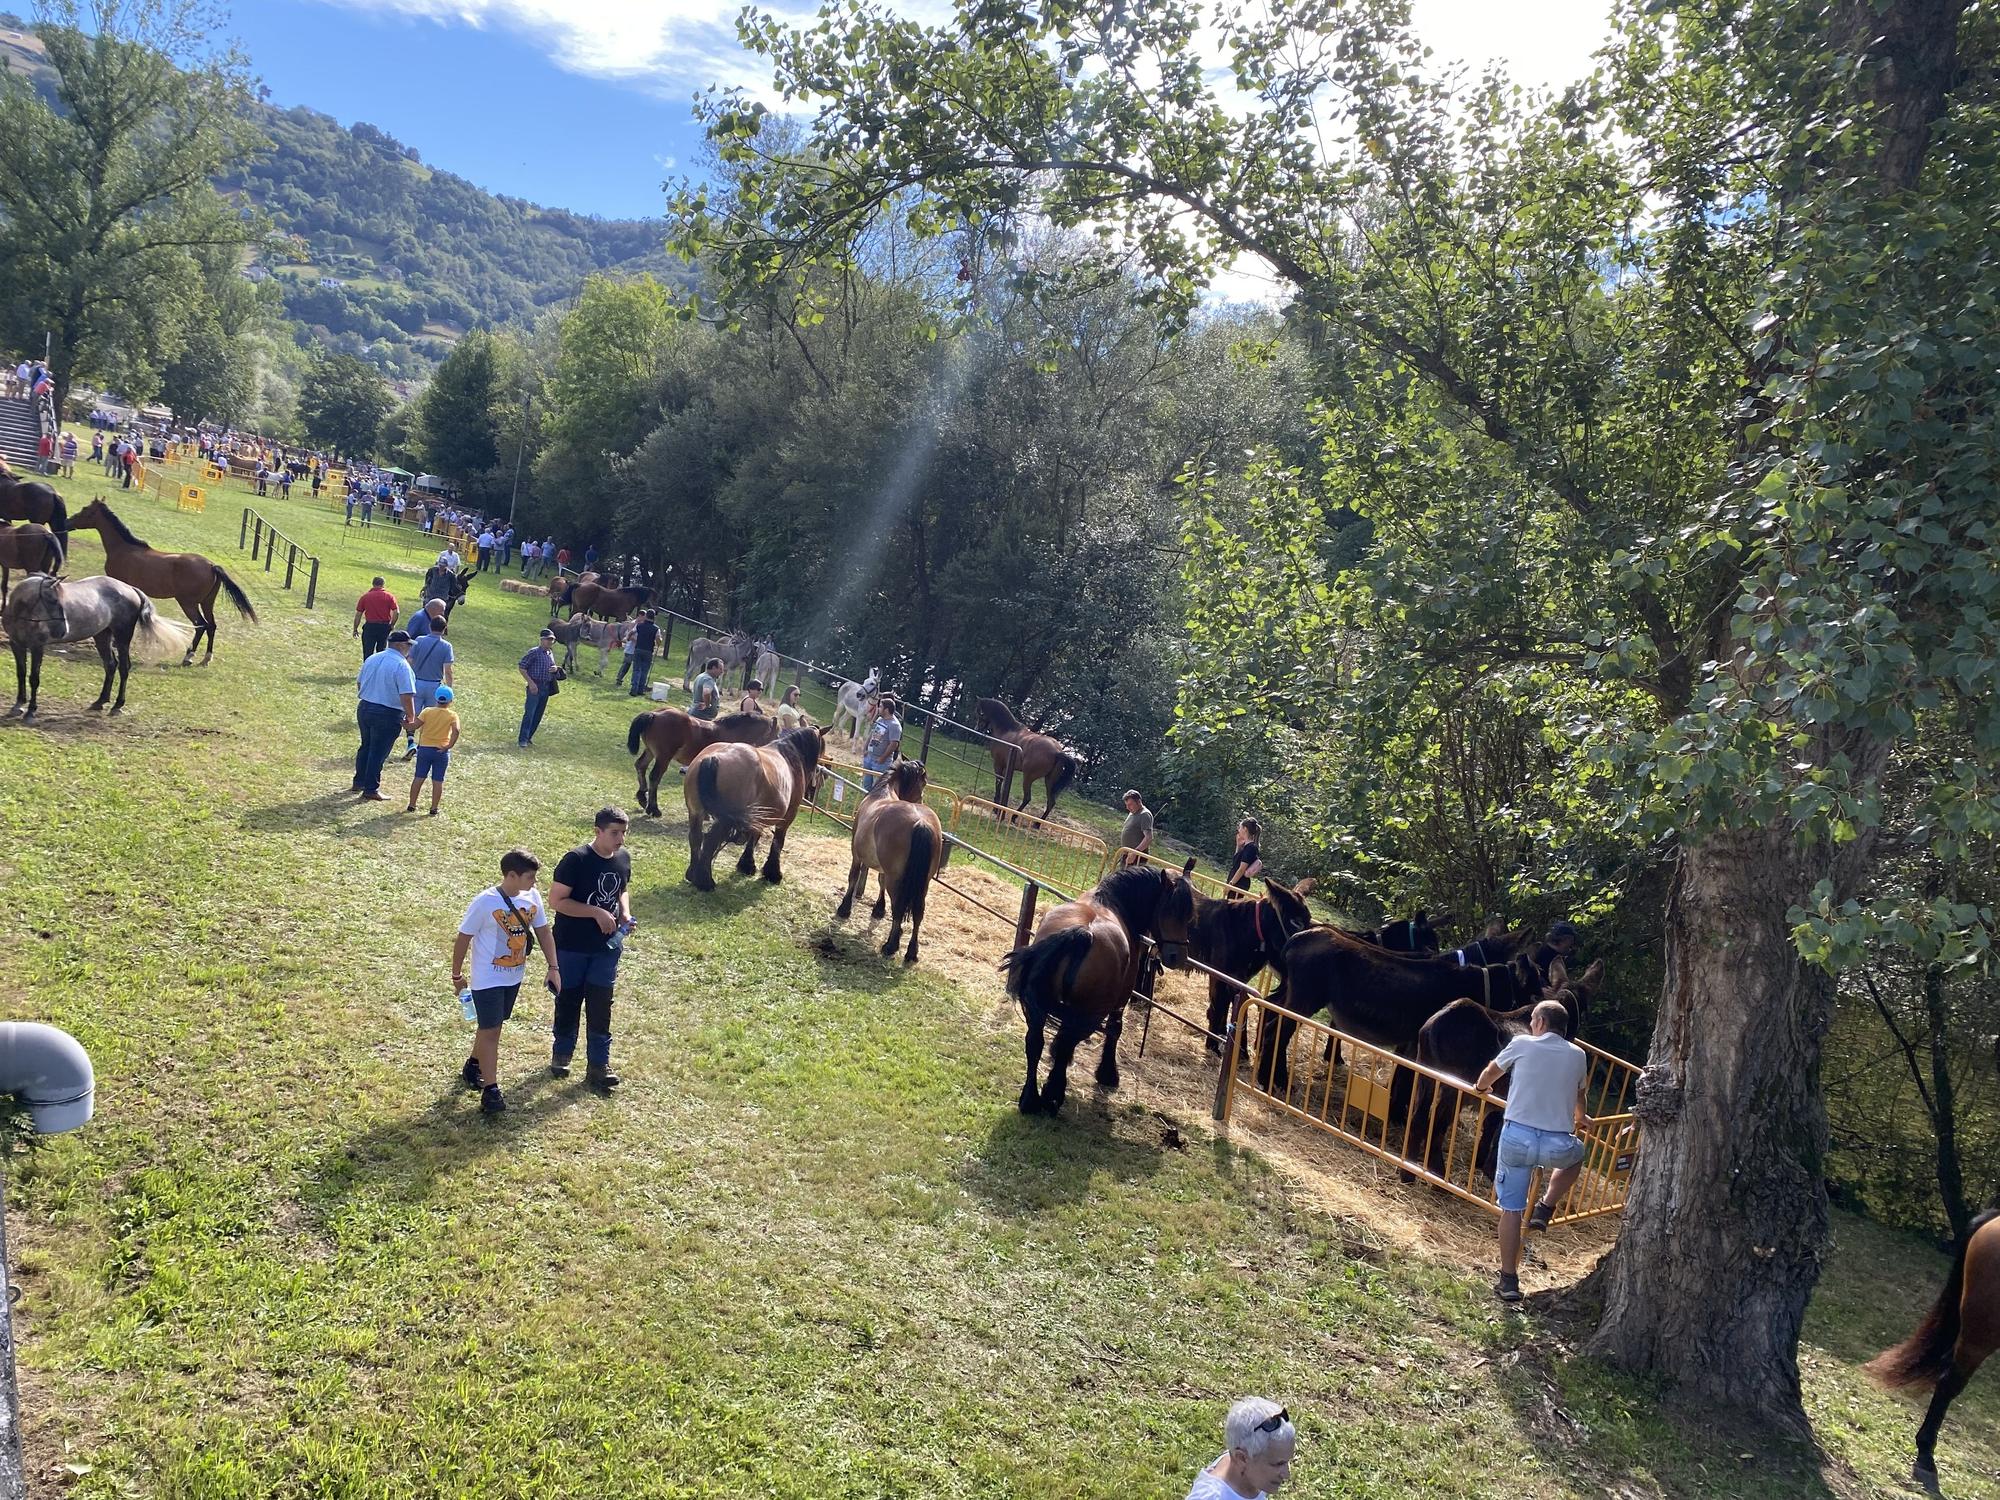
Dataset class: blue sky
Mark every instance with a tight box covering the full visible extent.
[227,0,1614,230]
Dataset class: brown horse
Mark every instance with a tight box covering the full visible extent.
[562,579,651,621]
[1870,1210,2000,1493]
[628,709,780,817]
[973,697,1081,818]
[0,457,67,537]
[1001,864,1196,1116]
[0,522,64,603]
[546,571,599,616]
[67,499,256,665]
[683,725,826,890]
[833,760,947,964]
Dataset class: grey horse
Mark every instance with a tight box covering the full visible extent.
[5,573,190,719]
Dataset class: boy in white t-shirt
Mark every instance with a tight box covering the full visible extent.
[451,848,560,1115]
[1186,1397,1295,1499]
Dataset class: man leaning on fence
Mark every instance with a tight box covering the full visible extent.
[1475,998,1590,1304]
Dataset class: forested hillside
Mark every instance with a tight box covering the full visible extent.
[223,106,688,378]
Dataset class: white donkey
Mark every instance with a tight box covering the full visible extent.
[831,666,880,742]
[752,639,781,692]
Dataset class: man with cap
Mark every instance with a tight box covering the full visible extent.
[354,630,418,801]
[1118,789,1155,865]
[518,627,559,748]
[627,608,661,698]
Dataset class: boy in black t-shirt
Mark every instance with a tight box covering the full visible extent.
[548,807,636,1091]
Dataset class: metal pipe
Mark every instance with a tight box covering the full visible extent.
[0,1023,93,1134]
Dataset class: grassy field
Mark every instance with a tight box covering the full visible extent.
[0,476,1993,1497]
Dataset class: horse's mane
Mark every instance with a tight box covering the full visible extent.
[616,585,653,605]
[1093,863,1189,935]
[774,725,825,770]
[87,502,149,548]
[715,711,766,734]
[976,696,1023,732]
[888,760,928,800]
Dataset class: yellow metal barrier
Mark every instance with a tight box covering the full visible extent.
[204,462,226,482]
[178,484,206,513]
[952,794,1109,895]
[1218,991,1641,1226]
[808,760,958,831]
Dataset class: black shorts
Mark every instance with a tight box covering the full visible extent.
[472,984,520,1029]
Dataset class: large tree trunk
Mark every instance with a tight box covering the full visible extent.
[1584,829,1836,1432]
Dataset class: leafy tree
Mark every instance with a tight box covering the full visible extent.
[418,330,502,485]
[673,0,2000,1430]
[0,0,265,410]
[297,353,389,459]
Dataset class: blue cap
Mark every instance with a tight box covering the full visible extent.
[435,686,454,702]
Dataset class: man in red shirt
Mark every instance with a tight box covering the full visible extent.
[353,576,399,661]
[555,547,570,574]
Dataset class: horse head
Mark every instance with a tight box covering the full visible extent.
[888,759,928,801]
[1151,868,1196,968]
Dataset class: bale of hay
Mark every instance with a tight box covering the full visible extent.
[499,579,549,598]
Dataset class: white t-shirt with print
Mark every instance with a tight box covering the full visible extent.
[458,887,548,991]
[1187,1462,1265,1500]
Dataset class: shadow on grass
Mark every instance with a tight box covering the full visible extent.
[1482,1290,1842,1500]
[963,1099,1167,1215]
[306,1069,595,1212]
[247,792,417,836]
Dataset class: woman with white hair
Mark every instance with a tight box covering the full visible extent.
[1186,1396,1295,1498]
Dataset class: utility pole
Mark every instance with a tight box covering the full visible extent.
[507,389,531,525]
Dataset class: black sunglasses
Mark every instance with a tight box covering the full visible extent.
[1255,1408,1289,1434]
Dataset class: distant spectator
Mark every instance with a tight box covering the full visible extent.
[1529,922,1581,979]
[404,597,447,641]
[1118,791,1155,864]
[614,618,637,686]
[120,440,135,488]
[627,609,660,698]
[689,657,723,721]
[583,543,598,571]
[739,678,766,716]
[774,684,805,731]
[477,527,496,573]
[518,627,558,748]
[1186,1398,1295,1499]
[1222,818,1263,892]
[254,462,268,497]
[353,576,399,661]
[58,430,75,477]
[521,538,538,576]
[89,430,103,467]
[1476,998,1590,1304]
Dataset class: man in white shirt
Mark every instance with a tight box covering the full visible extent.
[437,544,462,572]
[1475,999,1590,1303]
[1186,1397,1295,1499]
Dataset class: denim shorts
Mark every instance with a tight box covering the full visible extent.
[1494,1121,1585,1212]
[413,746,450,782]
[472,983,520,1029]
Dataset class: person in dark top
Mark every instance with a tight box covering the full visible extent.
[1529,922,1581,980]
[1222,817,1263,892]
[627,609,661,698]
[548,807,635,1092]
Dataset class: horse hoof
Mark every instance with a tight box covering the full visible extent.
[1017,1089,1040,1114]
[1095,1071,1121,1092]
[761,868,782,884]
[902,948,919,966]
[684,869,714,892]
[880,937,901,957]
[1913,1462,1940,1495]
[109,706,124,717]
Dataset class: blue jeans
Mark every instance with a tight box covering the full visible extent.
[519,688,550,745]
[552,947,621,1066]
[627,653,653,696]
[353,703,403,792]
[1494,1121,1585,1212]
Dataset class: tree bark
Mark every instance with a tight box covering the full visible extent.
[1583,829,1837,1432]
[1923,961,1971,1239]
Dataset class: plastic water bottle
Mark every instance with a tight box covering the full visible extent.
[458,988,478,1023]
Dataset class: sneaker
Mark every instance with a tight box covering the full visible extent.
[480,1084,506,1115]
[460,1055,482,1088]
[1494,1273,1522,1304]
[401,745,418,760]
[586,1064,622,1093]
[404,803,418,813]
[1527,1202,1555,1233]
[428,808,439,817]
[549,1054,572,1078]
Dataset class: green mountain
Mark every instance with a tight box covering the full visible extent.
[225,106,690,379]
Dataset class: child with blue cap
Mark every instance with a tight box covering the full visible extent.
[405,685,461,816]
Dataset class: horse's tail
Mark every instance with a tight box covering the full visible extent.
[1048,750,1080,800]
[130,596,194,659]
[213,565,258,622]
[46,492,65,535]
[693,755,782,840]
[898,822,936,913]
[998,926,1095,1006]
[627,713,654,756]
[40,528,64,573]
[1867,1209,1996,1390]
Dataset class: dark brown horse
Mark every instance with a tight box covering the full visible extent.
[1258,927,1536,1097]
[1001,864,1196,1116]
[68,499,256,665]
[546,571,598,616]
[1186,877,1317,1052]
[1870,1211,2000,1494]
[833,760,947,964]
[1408,959,1603,1179]
[628,709,779,817]
[563,579,651,621]
[973,697,1080,818]
[683,725,826,890]
[0,457,67,537]
[0,522,63,603]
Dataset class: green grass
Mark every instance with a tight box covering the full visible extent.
[0,475,1993,1497]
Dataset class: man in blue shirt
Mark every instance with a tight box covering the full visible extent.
[860,694,903,791]
[354,630,417,800]
[403,599,445,640]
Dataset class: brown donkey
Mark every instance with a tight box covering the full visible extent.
[67,498,256,665]
[833,760,947,964]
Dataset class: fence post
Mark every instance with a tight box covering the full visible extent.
[918,711,934,764]
[251,515,263,560]
[264,529,275,571]
[998,742,1019,808]
[305,557,319,610]
[1013,880,1039,950]
[1212,991,1247,1122]
[284,543,296,590]
[239,509,248,548]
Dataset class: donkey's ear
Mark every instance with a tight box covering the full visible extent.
[1413,909,1428,923]
[1292,876,1316,897]
[1549,956,1569,991]
[1581,958,1605,986]
[1182,857,1197,875]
